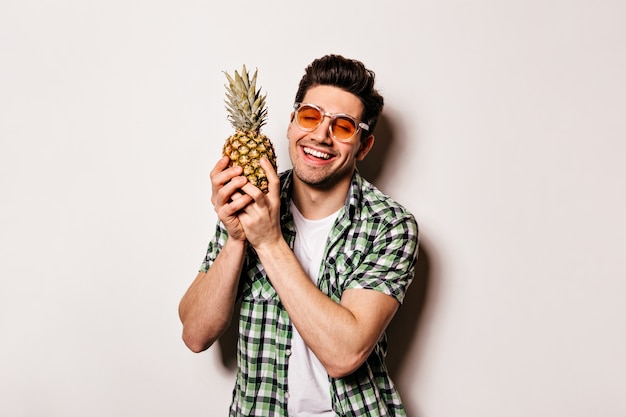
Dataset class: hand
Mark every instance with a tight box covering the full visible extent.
[210,156,252,241]
[237,158,282,250]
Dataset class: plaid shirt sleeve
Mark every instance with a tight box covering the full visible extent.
[323,175,419,306]
[341,209,418,304]
[199,220,228,273]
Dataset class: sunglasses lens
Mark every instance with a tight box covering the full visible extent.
[296,105,323,130]
[331,117,357,140]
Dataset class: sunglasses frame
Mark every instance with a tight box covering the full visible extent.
[293,102,369,143]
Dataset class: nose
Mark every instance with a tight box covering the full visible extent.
[310,115,333,143]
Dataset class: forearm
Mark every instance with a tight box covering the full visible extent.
[255,241,389,377]
[179,238,247,352]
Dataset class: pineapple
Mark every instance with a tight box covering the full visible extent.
[222,65,277,193]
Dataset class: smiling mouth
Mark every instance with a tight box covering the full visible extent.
[303,146,331,160]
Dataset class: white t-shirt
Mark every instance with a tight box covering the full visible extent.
[287,201,340,417]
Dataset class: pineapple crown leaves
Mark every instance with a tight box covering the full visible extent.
[224,65,268,132]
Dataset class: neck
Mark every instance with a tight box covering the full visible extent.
[291,175,351,220]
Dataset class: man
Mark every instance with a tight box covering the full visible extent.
[179,54,419,416]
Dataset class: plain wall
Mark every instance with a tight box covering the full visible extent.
[1,1,625,416]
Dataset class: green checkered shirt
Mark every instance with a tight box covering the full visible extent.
[200,170,419,416]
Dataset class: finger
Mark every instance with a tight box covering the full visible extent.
[230,191,244,201]
[213,167,244,190]
[215,176,248,207]
[210,157,244,208]
[214,155,230,170]
[239,182,264,202]
[211,158,243,188]
[216,183,252,216]
[261,157,280,198]
[223,193,253,214]
[210,156,230,180]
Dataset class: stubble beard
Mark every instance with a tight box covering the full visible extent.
[291,159,355,191]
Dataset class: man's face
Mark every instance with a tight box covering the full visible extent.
[287,85,373,190]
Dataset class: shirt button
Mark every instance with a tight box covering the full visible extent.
[285,349,292,356]
[285,392,290,399]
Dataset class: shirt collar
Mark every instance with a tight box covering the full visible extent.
[279,169,364,224]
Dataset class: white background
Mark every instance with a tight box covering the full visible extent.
[1,1,625,416]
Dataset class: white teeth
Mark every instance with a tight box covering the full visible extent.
[304,147,331,160]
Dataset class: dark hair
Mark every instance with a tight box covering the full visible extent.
[294,54,384,139]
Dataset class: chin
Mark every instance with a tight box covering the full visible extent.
[293,166,353,191]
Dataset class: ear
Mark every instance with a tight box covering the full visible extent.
[356,134,375,161]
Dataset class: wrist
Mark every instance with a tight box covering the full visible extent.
[253,236,288,260]
[225,236,248,251]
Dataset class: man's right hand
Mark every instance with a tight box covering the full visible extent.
[210,156,252,242]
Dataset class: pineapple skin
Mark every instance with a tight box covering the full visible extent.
[223,130,277,193]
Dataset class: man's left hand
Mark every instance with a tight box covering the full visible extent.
[237,158,283,250]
